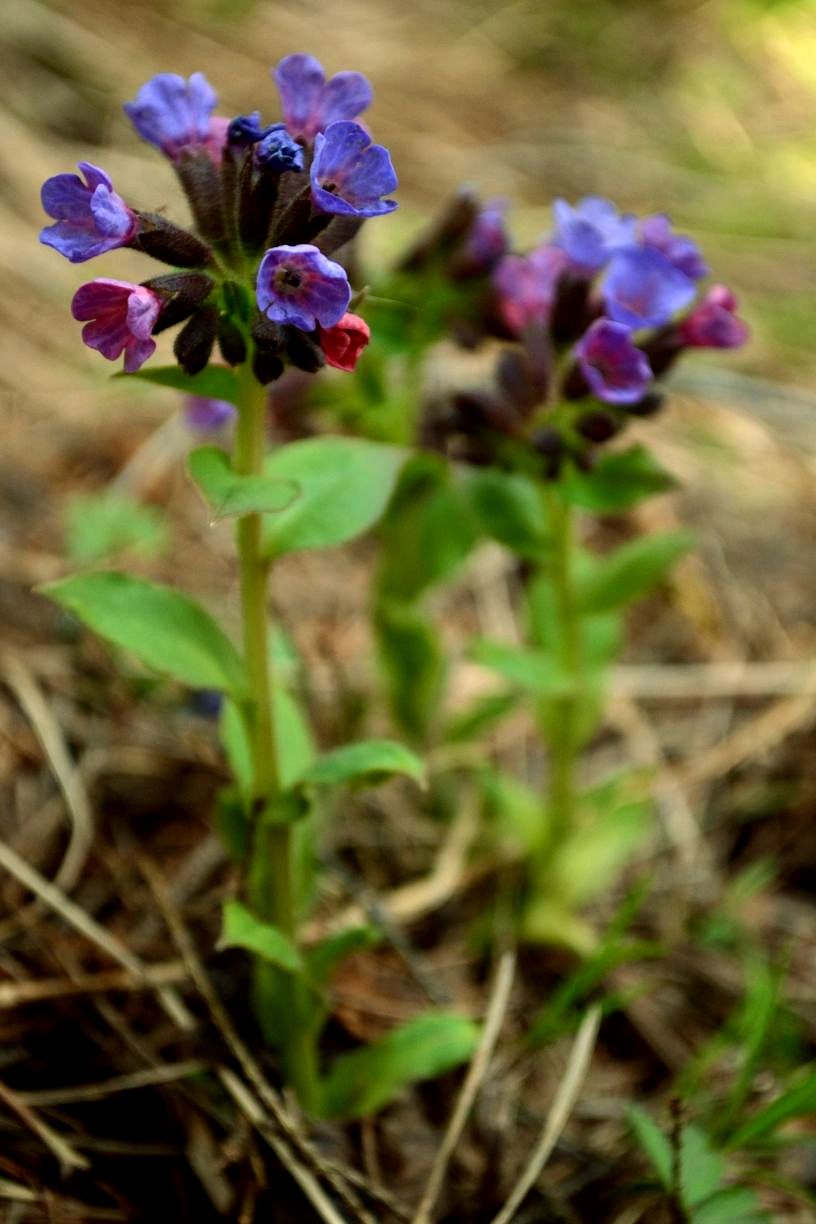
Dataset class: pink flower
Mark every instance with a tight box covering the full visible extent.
[493,245,569,334]
[71,279,162,372]
[318,312,370,371]
[679,285,749,349]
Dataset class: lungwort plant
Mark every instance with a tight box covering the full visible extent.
[38,55,478,1115]
[353,191,749,950]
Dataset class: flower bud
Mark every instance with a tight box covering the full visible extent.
[174,304,218,374]
[531,426,564,480]
[576,410,620,443]
[174,148,227,244]
[131,213,212,268]
[143,272,214,333]
[217,315,247,365]
[626,390,666,417]
[284,327,325,373]
[253,350,285,385]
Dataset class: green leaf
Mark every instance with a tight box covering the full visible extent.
[188,447,299,520]
[727,1067,816,1149]
[470,638,573,696]
[562,445,677,511]
[375,599,444,742]
[480,768,545,855]
[319,1014,479,1119]
[378,456,479,601]
[260,437,407,558]
[218,899,303,974]
[42,573,247,698]
[220,699,253,808]
[681,1126,726,1208]
[65,492,167,564]
[551,773,652,906]
[298,740,425,789]
[118,364,239,404]
[214,785,249,862]
[627,1104,673,1190]
[274,682,316,791]
[576,531,694,614]
[691,1186,768,1224]
[463,467,548,558]
[443,690,518,744]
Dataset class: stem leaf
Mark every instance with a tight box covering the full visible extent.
[189,446,299,520]
[116,364,240,404]
[297,739,425,788]
[42,572,247,698]
[218,899,304,973]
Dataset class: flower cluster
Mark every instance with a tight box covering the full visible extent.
[39,55,397,383]
[421,195,748,475]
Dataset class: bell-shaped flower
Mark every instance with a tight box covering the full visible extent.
[493,244,569,333]
[603,247,697,330]
[679,285,749,349]
[310,122,397,218]
[318,312,370,370]
[256,244,350,331]
[576,319,652,405]
[40,163,138,263]
[273,53,372,143]
[552,196,636,272]
[639,214,708,280]
[124,73,227,162]
[71,279,162,372]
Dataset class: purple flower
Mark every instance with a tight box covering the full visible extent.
[552,196,637,272]
[273,53,372,143]
[184,395,236,432]
[463,199,508,272]
[256,245,350,330]
[227,113,271,146]
[71,279,162,372]
[679,285,749,349]
[310,122,397,218]
[576,319,652,405]
[639,214,708,280]
[39,162,138,263]
[603,247,697,330]
[256,125,305,173]
[124,73,227,162]
[493,244,569,333]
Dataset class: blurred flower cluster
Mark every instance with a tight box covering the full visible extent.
[39,55,395,382]
[407,193,748,475]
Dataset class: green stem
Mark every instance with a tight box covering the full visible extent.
[538,485,582,867]
[233,356,319,1112]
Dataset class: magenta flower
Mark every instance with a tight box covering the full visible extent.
[493,244,569,333]
[273,54,372,143]
[639,214,708,280]
[71,279,162,372]
[256,245,350,331]
[310,122,397,217]
[124,73,227,162]
[603,247,697,330]
[576,319,652,404]
[679,285,749,349]
[40,162,138,263]
[552,196,636,272]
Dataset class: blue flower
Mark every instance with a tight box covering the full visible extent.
[552,196,636,272]
[124,72,226,161]
[603,247,697,330]
[40,162,138,263]
[576,319,652,405]
[227,113,271,146]
[310,122,397,218]
[184,395,236,432]
[256,244,350,330]
[273,53,372,143]
[639,214,708,280]
[256,125,305,173]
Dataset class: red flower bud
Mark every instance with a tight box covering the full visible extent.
[318,312,370,371]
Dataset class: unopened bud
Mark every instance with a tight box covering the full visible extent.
[131,213,212,269]
[174,305,218,374]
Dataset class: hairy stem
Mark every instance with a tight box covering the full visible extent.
[233,356,319,1112]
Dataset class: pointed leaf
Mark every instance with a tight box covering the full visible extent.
[320,1014,479,1119]
[188,447,299,520]
[117,364,239,404]
[681,1125,726,1208]
[260,437,407,558]
[471,638,573,696]
[576,531,694,614]
[218,899,303,974]
[463,467,549,558]
[563,445,677,511]
[42,573,247,697]
[727,1067,816,1149]
[627,1104,673,1190]
[299,740,425,789]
